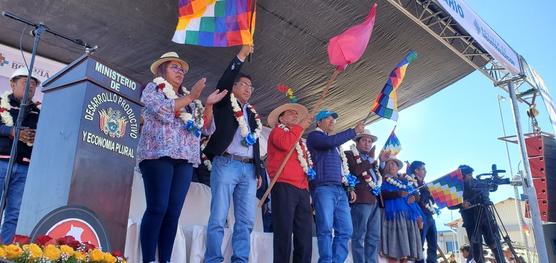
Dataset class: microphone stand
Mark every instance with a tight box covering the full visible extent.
[0,11,97,237]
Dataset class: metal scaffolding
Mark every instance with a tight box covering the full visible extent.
[386,0,550,262]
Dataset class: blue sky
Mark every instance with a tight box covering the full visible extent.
[361,0,556,228]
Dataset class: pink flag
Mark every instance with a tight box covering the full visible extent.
[327,3,378,71]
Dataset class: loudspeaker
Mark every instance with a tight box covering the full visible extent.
[525,135,556,222]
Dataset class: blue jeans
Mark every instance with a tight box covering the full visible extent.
[205,156,256,263]
[416,215,437,263]
[351,203,381,263]
[139,157,193,263]
[313,185,353,263]
[0,160,28,244]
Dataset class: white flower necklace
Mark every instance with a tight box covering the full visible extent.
[279,124,315,177]
[339,148,356,189]
[200,138,211,171]
[0,91,14,127]
[230,93,262,146]
[0,91,34,146]
[425,199,437,214]
[153,77,204,135]
[385,175,411,189]
[405,174,419,188]
[350,144,382,193]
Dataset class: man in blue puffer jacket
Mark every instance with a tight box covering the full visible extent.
[307,109,364,263]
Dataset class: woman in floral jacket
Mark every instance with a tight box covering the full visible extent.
[136,52,227,263]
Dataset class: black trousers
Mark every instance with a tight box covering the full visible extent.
[462,207,502,263]
[271,182,313,263]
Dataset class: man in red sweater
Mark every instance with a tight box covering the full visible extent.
[266,102,313,263]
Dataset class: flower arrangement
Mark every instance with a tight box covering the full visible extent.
[0,234,126,263]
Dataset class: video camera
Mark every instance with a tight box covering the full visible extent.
[471,164,511,201]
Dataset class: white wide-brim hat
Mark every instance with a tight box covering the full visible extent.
[267,103,309,127]
[353,129,377,142]
[150,52,190,75]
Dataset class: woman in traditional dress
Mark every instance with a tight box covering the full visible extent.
[381,156,424,263]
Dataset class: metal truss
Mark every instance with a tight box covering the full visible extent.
[386,0,540,106]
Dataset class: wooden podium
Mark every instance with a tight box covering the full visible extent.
[17,55,142,252]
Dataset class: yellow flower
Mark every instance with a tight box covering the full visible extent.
[43,244,61,261]
[74,251,87,261]
[4,244,23,259]
[90,248,105,261]
[25,243,43,259]
[0,247,6,258]
[60,244,74,256]
[103,252,117,263]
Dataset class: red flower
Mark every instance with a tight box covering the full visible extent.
[234,111,243,118]
[83,241,96,251]
[12,234,30,245]
[175,111,181,118]
[56,235,76,246]
[36,234,53,246]
[276,84,289,93]
[0,108,5,113]
[112,250,123,257]
[157,83,165,90]
[68,240,81,250]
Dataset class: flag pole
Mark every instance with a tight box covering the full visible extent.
[258,68,342,207]
[247,0,257,62]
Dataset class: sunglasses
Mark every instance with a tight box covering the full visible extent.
[169,64,186,74]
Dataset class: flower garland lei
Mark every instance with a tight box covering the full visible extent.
[200,138,211,171]
[278,124,316,180]
[0,91,33,146]
[230,93,262,146]
[385,175,411,190]
[0,91,14,127]
[153,77,204,137]
[350,144,382,195]
[404,173,419,188]
[425,199,439,215]
[339,149,358,192]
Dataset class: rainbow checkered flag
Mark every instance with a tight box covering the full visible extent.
[381,127,401,157]
[426,169,464,209]
[370,51,418,121]
[172,0,256,47]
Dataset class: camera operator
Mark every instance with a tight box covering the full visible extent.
[449,165,503,263]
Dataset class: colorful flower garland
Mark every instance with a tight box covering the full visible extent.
[278,124,316,180]
[350,144,382,196]
[0,91,34,146]
[230,93,262,147]
[153,77,204,137]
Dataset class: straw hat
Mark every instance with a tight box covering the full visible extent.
[384,156,403,170]
[267,103,309,127]
[150,52,190,75]
[353,129,377,142]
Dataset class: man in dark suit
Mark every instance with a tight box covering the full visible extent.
[204,45,263,263]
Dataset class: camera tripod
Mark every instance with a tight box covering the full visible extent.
[466,201,522,263]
